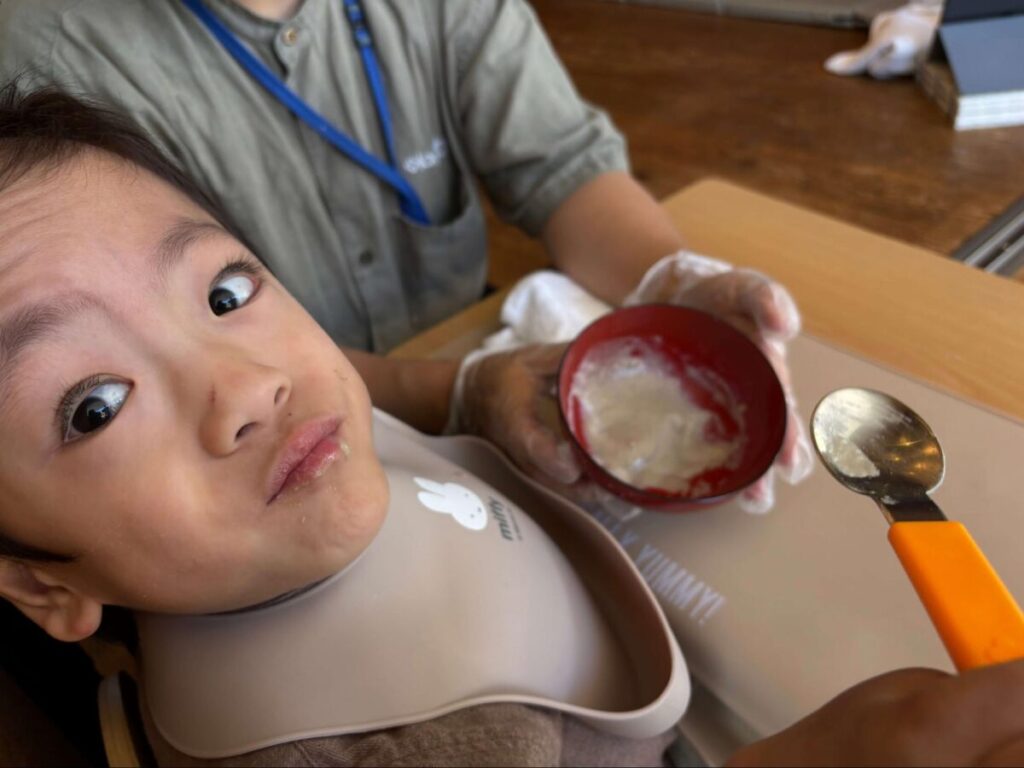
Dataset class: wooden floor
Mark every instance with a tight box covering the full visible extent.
[486,0,1024,286]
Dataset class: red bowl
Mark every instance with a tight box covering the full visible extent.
[557,304,787,512]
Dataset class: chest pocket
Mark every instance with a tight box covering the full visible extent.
[391,129,489,335]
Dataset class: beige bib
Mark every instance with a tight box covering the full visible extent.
[137,412,689,759]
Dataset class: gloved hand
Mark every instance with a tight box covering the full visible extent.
[623,251,814,514]
[824,1,941,79]
[449,343,583,490]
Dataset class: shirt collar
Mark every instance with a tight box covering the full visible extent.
[205,0,325,43]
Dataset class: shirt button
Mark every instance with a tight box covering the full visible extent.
[358,250,375,266]
[281,26,299,46]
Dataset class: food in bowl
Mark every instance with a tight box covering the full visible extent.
[568,336,746,496]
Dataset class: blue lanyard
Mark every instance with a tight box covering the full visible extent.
[182,0,431,225]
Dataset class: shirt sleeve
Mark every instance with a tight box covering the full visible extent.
[444,0,630,236]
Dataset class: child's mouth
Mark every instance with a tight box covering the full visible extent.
[267,416,344,503]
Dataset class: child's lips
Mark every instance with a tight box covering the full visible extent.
[266,416,343,504]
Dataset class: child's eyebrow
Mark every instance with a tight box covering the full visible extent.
[0,293,108,397]
[153,218,229,289]
[0,218,228,402]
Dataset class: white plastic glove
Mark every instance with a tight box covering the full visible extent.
[824,1,941,79]
[624,251,814,514]
[447,343,582,488]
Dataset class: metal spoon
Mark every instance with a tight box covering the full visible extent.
[811,387,1024,671]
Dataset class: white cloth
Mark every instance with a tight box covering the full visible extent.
[442,271,611,435]
[484,271,612,350]
[824,1,942,79]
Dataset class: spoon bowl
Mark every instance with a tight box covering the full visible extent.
[811,387,945,502]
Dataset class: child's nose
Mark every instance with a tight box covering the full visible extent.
[199,358,292,456]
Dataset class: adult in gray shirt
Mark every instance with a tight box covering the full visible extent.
[0,0,805,500]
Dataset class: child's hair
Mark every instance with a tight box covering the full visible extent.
[0,82,240,562]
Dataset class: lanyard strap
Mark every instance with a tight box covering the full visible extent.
[182,0,431,225]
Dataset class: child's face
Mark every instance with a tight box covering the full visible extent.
[0,152,389,628]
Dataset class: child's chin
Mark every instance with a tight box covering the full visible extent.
[326,500,388,556]
[299,491,389,567]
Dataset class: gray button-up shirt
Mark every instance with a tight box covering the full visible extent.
[0,0,628,351]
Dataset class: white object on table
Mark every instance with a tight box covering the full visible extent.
[824,1,941,78]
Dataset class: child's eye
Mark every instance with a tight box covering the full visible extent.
[209,274,258,316]
[61,379,132,443]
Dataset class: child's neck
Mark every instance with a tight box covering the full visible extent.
[233,0,304,22]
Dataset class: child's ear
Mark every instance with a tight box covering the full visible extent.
[0,560,103,642]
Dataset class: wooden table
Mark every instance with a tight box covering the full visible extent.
[485,1,1024,288]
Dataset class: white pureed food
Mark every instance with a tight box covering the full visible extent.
[569,337,746,495]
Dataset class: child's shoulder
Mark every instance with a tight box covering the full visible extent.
[145,703,563,767]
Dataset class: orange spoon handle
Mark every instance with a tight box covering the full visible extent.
[888,521,1024,671]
